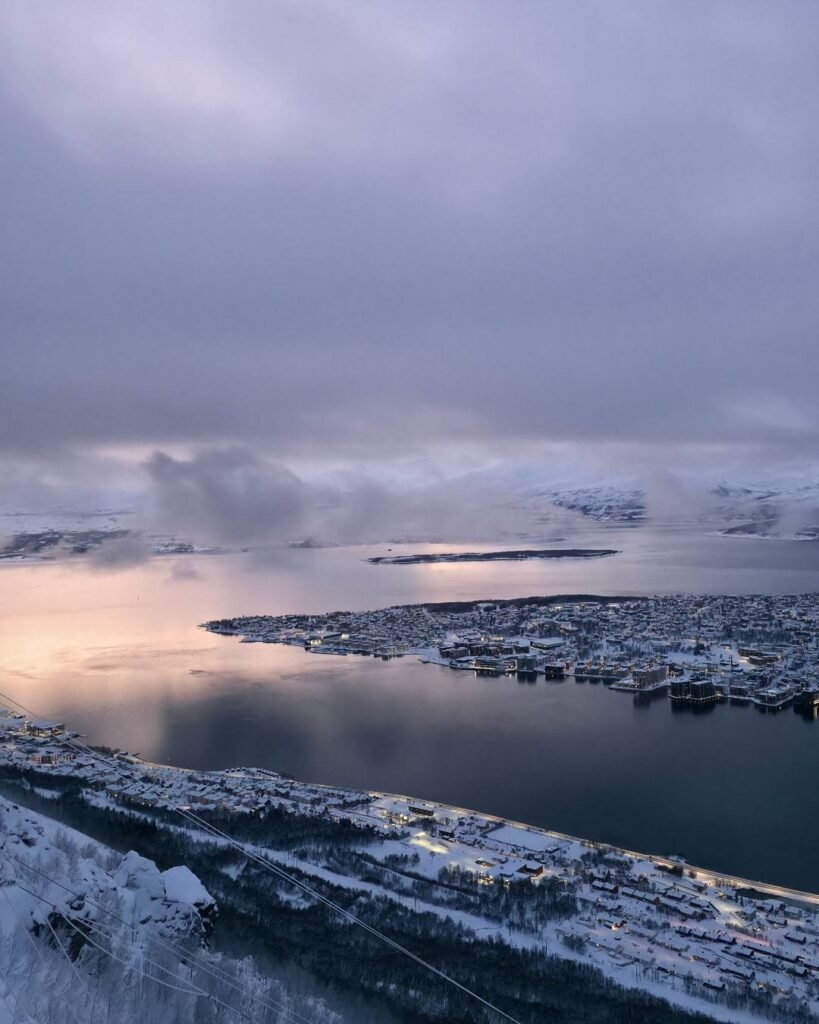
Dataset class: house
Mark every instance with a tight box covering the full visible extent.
[517,861,544,879]
[408,804,436,819]
[26,719,65,737]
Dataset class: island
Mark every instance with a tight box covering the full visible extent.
[368,547,619,564]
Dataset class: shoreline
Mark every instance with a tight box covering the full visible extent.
[3,712,819,1021]
[5,714,819,906]
[204,591,819,714]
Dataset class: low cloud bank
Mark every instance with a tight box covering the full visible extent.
[87,532,151,569]
[146,448,311,546]
[144,447,553,548]
[143,446,819,549]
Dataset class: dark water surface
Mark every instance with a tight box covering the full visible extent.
[1,524,818,890]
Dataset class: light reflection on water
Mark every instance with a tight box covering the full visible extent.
[1,526,818,890]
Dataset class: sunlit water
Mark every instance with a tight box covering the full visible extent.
[1,524,818,890]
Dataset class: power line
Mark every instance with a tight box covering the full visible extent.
[0,985,21,1024]
[42,906,96,1010]
[4,850,316,1024]
[0,690,129,774]
[0,876,87,1024]
[1,861,209,999]
[177,807,523,1024]
[0,686,524,1023]
[2,851,315,1024]
[0,683,318,1024]
[1,864,264,1022]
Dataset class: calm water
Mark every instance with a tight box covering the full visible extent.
[1,524,818,891]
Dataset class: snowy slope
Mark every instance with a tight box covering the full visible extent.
[0,796,337,1024]
[711,479,819,538]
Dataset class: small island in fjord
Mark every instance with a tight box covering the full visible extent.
[367,547,619,565]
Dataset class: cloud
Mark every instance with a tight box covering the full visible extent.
[641,469,720,523]
[0,2,299,166]
[145,448,311,545]
[166,561,204,582]
[0,1,817,485]
[86,531,151,570]
[143,446,557,546]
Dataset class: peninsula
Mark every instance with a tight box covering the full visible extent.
[204,592,819,714]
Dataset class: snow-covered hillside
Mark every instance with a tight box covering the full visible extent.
[0,797,337,1024]
[711,480,819,538]
[543,483,646,522]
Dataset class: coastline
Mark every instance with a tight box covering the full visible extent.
[56,745,819,909]
[2,703,818,1021]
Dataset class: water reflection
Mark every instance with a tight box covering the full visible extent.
[669,700,718,716]
[0,529,818,890]
[632,688,667,709]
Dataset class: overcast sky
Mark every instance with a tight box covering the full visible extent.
[1,1,818,526]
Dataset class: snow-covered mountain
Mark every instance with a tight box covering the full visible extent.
[505,464,819,532]
[541,483,646,522]
[710,479,819,538]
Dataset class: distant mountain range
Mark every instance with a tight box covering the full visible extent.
[540,483,646,522]
[2,472,818,554]
[502,467,819,535]
[536,477,819,537]
[708,480,819,539]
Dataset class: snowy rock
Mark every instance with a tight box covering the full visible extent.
[162,865,214,910]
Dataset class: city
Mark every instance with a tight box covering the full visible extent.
[205,593,819,716]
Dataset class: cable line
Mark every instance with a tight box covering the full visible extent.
[0,685,524,1023]
[177,807,523,1024]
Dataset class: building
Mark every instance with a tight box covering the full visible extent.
[633,665,669,688]
[26,719,65,737]
[669,679,718,704]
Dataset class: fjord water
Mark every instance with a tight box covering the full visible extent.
[2,523,819,891]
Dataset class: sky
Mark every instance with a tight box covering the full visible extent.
[1,2,818,540]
